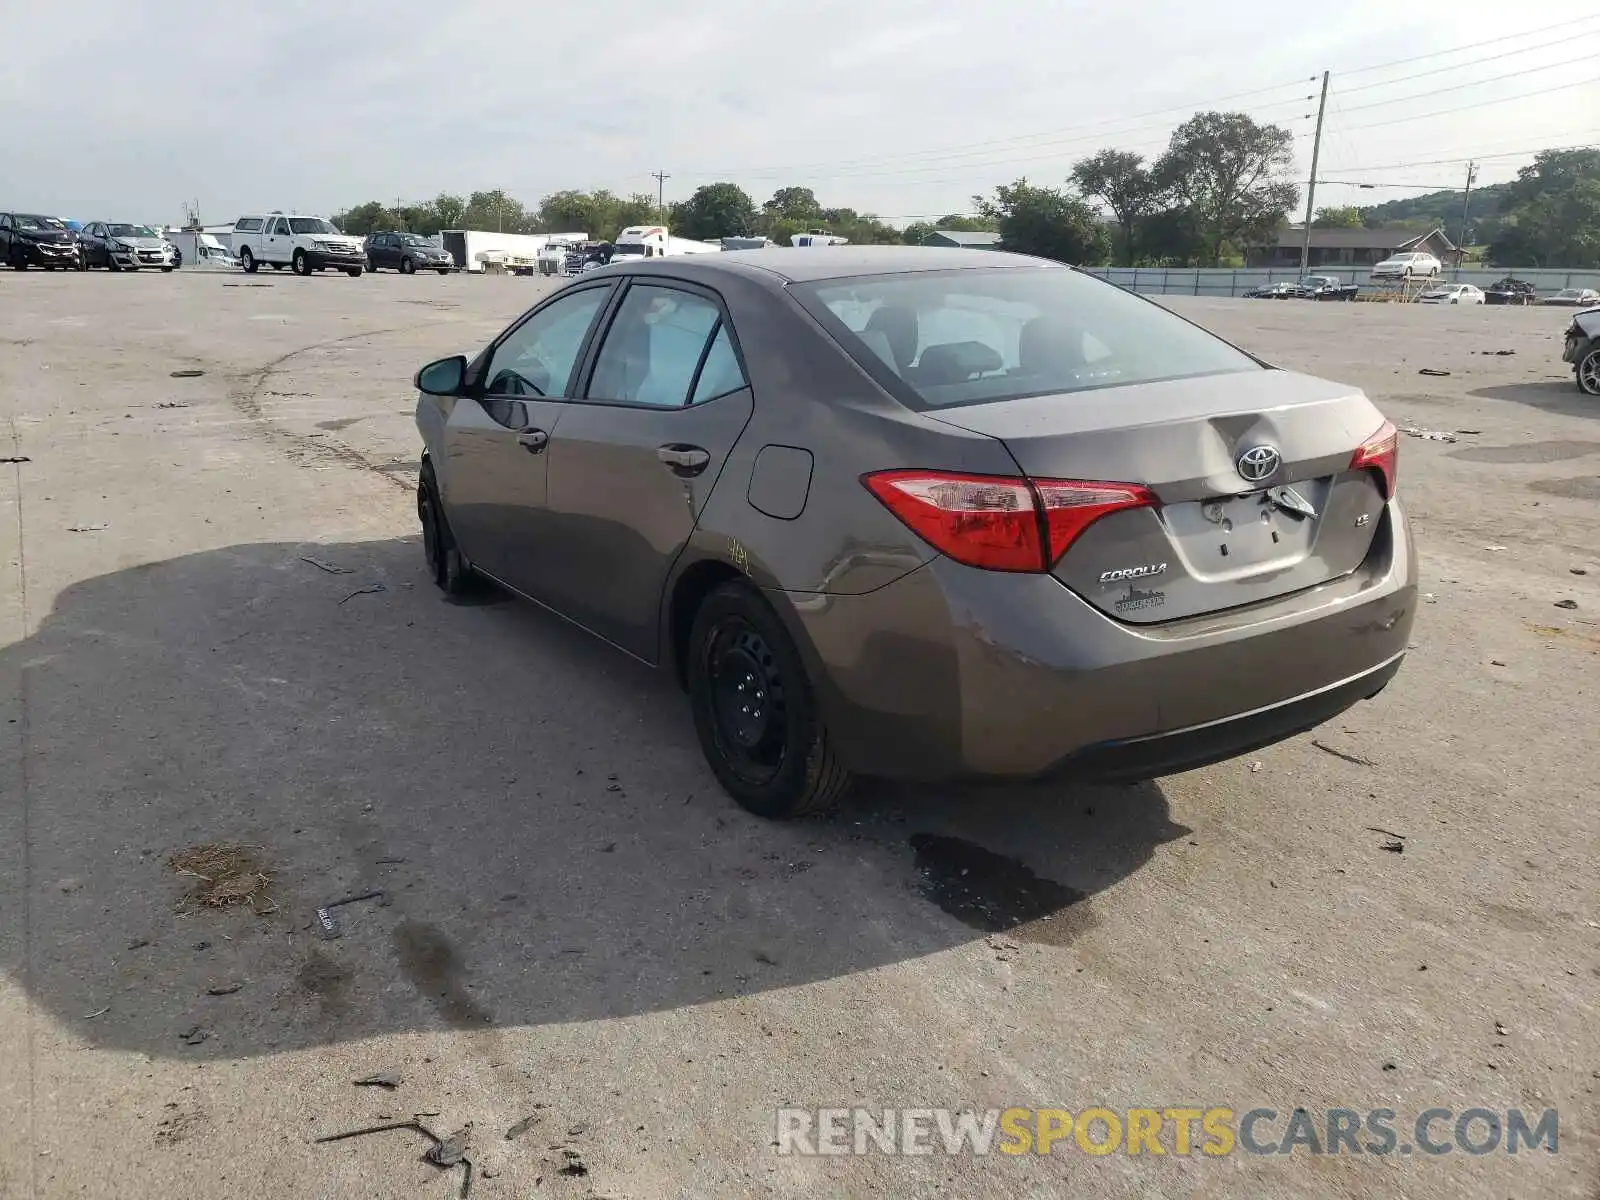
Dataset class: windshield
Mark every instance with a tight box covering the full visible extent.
[17,215,64,230]
[611,244,646,256]
[793,267,1262,410]
[288,217,339,235]
[400,235,432,247]
[107,224,156,238]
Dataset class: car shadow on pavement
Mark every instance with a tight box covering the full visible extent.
[1470,380,1597,419]
[0,537,1182,1061]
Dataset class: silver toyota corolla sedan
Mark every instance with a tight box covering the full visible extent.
[412,248,1415,818]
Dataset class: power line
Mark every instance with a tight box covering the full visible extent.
[1335,51,1600,115]
[1340,75,1600,131]
[1335,28,1600,96]
[1339,10,1600,76]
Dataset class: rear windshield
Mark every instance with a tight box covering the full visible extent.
[791,267,1261,409]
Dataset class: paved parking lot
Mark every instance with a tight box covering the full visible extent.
[0,269,1595,1199]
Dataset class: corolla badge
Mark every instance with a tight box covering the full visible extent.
[1099,562,1167,585]
[1236,444,1282,483]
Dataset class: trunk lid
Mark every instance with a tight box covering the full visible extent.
[927,370,1391,623]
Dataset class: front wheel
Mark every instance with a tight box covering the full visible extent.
[1578,347,1600,397]
[399,256,415,275]
[161,266,173,273]
[418,463,476,593]
[436,268,450,275]
[292,249,310,276]
[687,582,853,818]
[347,266,363,277]
[240,248,257,273]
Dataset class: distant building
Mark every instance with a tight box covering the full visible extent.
[922,229,1002,249]
[1246,226,1460,268]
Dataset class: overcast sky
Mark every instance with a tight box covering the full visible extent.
[4,0,1596,226]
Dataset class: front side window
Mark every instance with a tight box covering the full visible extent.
[586,285,723,408]
[484,287,611,398]
[792,266,1261,410]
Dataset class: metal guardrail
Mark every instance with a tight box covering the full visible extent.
[1083,266,1600,299]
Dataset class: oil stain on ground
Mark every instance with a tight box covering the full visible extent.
[393,919,491,1028]
[1450,440,1600,465]
[1529,475,1600,501]
[909,833,1092,945]
[315,416,364,432]
[296,951,351,1017]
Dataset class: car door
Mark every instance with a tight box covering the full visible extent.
[263,216,289,263]
[438,282,617,592]
[540,279,755,660]
[374,234,396,269]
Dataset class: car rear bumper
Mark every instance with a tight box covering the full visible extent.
[784,501,1417,782]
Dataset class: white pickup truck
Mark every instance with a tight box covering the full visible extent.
[231,212,366,276]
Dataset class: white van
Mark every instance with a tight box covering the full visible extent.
[231,212,366,276]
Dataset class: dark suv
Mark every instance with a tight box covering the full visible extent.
[365,232,454,274]
[1,212,80,270]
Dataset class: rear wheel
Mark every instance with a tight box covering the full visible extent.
[418,463,475,593]
[1578,347,1600,397]
[687,582,852,818]
[240,247,257,273]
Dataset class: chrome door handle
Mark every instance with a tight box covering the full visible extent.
[516,427,549,453]
[656,445,711,475]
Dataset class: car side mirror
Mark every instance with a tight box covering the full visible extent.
[415,355,468,397]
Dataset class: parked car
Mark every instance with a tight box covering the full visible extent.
[1295,275,1360,301]
[1563,305,1600,396]
[1,212,80,270]
[1540,287,1600,307]
[77,222,177,272]
[1371,252,1441,280]
[1243,281,1298,299]
[1483,277,1538,306]
[409,248,1415,818]
[365,231,455,274]
[1417,283,1485,305]
[230,212,365,276]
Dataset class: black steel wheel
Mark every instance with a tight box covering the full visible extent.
[418,463,475,594]
[687,582,852,818]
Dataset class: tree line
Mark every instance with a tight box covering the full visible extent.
[332,118,1597,269]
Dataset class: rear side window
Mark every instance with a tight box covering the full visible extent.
[791,267,1261,409]
[691,325,747,404]
[235,218,262,232]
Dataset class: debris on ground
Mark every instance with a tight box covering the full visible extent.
[1418,368,1451,377]
[1400,426,1457,443]
[354,1072,403,1090]
[170,369,206,378]
[1456,428,1482,435]
[1555,599,1579,610]
[205,982,243,996]
[83,1006,110,1019]
[1422,593,1437,604]
[557,1147,588,1177]
[1490,659,1507,667]
[178,1025,209,1045]
[1311,740,1376,767]
[156,402,189,409]
[505,1110,547,1141]
[1572,567,1588,576]
[0,455,30,464]
[300,555,355,575]
[1248,760,1263,773]
[339,583,387,604]
[1484,545,1507,552]
[315,1118,474,1199]
[222,283,274,288]
[1364,826,1406,841]
[168,843,273,912]
[1493,349,1515,355]
[314,890,388,939]
[66,523,108,532]
[1380,840,1405,854]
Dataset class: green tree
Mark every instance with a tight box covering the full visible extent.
[1489,149,1600,267]
[763,187,822,223]
[670,182,759,240]
[935,212,996,232]
[1135,206,1207,266]
[433,194,466,231]
[902,220,936,245]
[1070,149,1157,266]
[331,201,394,235]
[972,179,1111,264]
[1155,111,1299,267]
[461,190,528,233]
[1312,205,1365,229]
[537,190,597,235]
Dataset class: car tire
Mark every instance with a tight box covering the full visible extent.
[1578,347,1600,397]
[240,248,257,273]
[687,582,853,819]
[161,266,173,273]
[347,267,363,277]
[400,256,415,275]
[292,250,310,276]
[436,268,451,275]
[418,462,476,594]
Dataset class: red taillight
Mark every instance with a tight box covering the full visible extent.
[862,470,1155,573]
[1351,419,1399,499]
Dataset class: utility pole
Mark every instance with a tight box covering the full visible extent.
[1299,70,1330,277]
[1457,161,1477,264]
[651,171,670,222]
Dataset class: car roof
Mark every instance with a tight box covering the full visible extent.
[602,245,1056,287]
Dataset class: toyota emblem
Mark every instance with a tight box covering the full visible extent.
[1236,444,1282,483]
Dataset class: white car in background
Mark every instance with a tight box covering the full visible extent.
[1417,283,1485,305]
[1371,251,1442,280]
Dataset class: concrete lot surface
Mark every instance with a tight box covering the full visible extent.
[0,268,1596,1199]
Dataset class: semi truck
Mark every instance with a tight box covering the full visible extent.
[610,226,722,260]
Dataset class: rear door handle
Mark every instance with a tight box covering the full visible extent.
[656,444,711,476]
[516,427,549,453]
